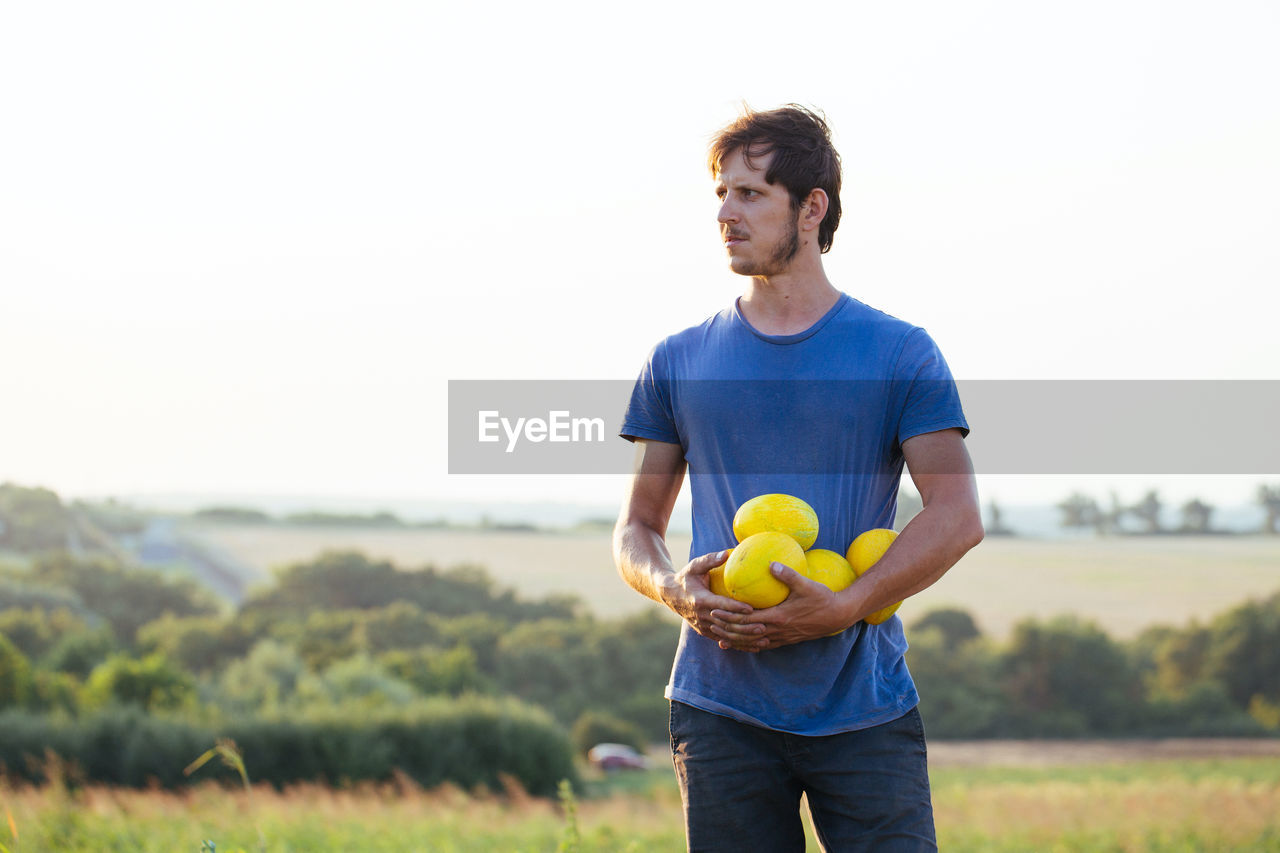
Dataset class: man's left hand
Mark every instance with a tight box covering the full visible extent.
[708,563,847,652]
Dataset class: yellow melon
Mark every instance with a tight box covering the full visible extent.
[732,494,819,550]
[845,528,903,625]
[723,531,807,608]
[802,548,856,593]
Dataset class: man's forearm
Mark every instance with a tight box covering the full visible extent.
[613,519,681,608]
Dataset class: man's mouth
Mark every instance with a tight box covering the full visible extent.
[724,233,747,246]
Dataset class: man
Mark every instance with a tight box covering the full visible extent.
[612,105,983,852]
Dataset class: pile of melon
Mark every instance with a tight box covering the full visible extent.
[707,494,902,625]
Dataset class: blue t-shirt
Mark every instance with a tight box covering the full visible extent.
[620,292,969,736]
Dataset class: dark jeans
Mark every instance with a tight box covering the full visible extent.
[669,701,937,852]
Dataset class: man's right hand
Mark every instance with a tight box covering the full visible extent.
[614,439,755,642]
[664,550,754,639]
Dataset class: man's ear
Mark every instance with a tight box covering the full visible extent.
[798,188,829,233]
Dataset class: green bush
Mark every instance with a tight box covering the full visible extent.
[273,609,364,670]
[570,710,646,756]
[998,615,1141,736]
[0,483,72,552]
[30,670,80,715]
[0,578,92,619]
[136,614,253,674]
[907,628,1005,738]
[910,608,982,647]
[308,654,418,708]
[192,506,272,524]
[82,653,196,712]
[216,639,306,713]
[0,633,34,708]
[29,553,218,644]
[363,601,443,651]
[41,627,118,679]
[1140,680,1266,736]
[1205,592,1280,707]
[241,550,577,623]
[380,645,489,697]
[0,607,91,660]
[6,706,571,795]
[493,611,679,742]
[0,696,577,797]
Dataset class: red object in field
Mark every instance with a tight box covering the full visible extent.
[587,743,648,771]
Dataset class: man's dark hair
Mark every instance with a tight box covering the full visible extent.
[709,104,843,253]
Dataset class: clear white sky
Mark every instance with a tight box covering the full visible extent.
[2,1,1277,513]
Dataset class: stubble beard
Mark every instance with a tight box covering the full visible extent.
[732,217,801,278]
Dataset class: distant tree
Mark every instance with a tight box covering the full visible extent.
[0,577,92,619]
[1203,591,1280,707]
[30,553,218,644]
[362,602,443,652]
[1136,623,1211,698]
[218,639,307,712]
[283,511,407,528]
[71,498,148,535]
[1258,485,1280,534]
[488,609,680,739]
[999,615,1140,734]
[192,506,273,524]
[1141,680,1263,736]
[379,645,488,697]
[1180,498,1214,533]
[439,613,508,673]
[136,614,253,674]
[1056,493,1099,531]
[906,627,1004,738]
[0,607,91,660]
[1098,491,1126,536]
[1129,490,1163,534]
[82,653,196,712]
[302,654,418,708]
[911,608,982,647]
[589,610,682,737]
[241,550,576,623]
[30,670,80,714]
[570,710,646,756]
[497,619,594,721]
[0,483,72,552]
[0,633,34,708]
[277,609,365,670]
[41,626,118,679]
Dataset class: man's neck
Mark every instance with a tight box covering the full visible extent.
[739,265,840,336]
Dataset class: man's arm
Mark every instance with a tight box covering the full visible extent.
[711,428,984,650]
[613,439,753,637]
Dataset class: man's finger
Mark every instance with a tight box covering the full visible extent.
[769,561,813,590]
[717,633,766,652]
[688,549,732,576]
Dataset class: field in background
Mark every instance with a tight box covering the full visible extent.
[185,523,1280,638]
[3,746,1278,851]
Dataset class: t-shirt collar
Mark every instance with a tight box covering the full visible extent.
[733,292,850,345]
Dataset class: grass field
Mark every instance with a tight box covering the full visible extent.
[3,745,1278,851]
[186,522,1280,638]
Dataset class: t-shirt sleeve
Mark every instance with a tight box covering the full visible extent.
[893,327,970,446]
[620,340,682,445]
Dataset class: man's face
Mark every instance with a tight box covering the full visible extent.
[715,147,801,278]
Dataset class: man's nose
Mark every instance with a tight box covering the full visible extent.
[717,199,737,223]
